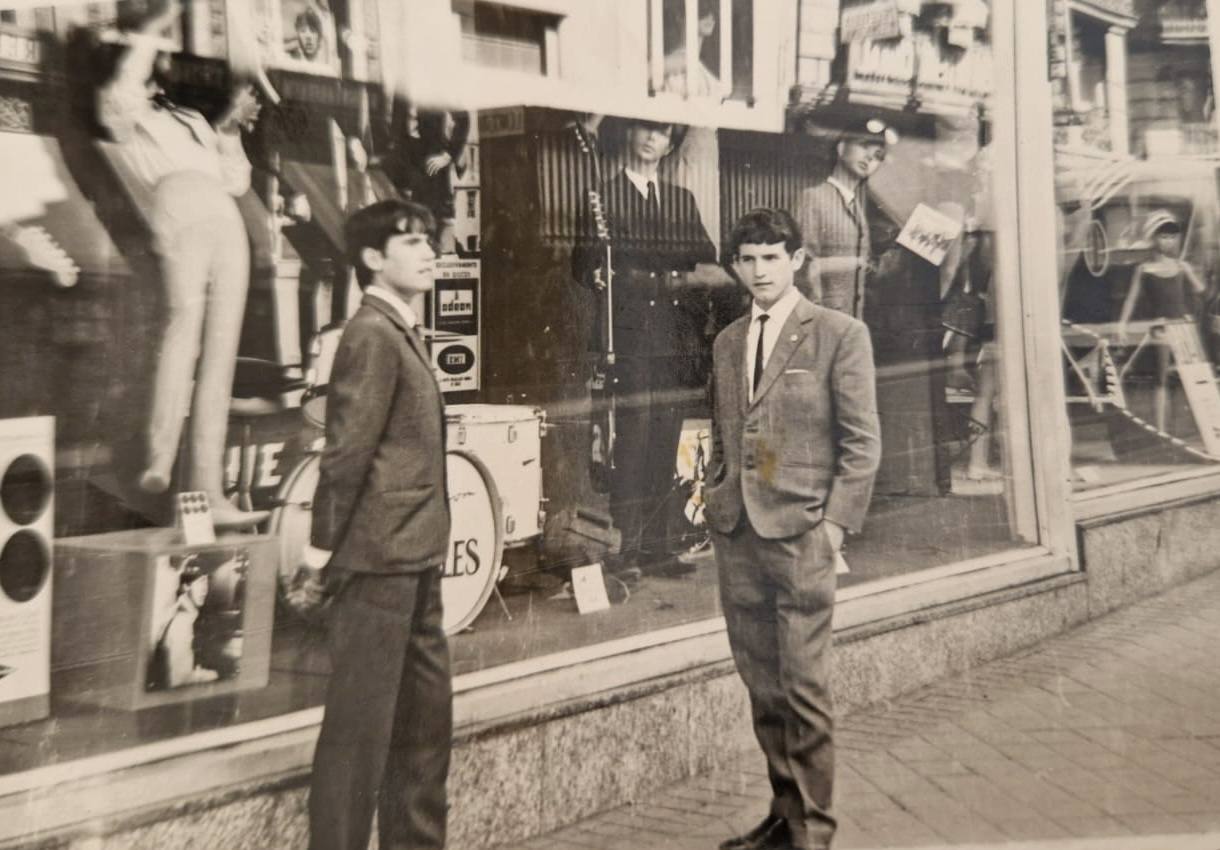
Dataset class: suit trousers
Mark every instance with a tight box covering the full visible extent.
[713,519,838,850]
[146,171,250,501]
[309,568,452,850]
[609,354,688,561]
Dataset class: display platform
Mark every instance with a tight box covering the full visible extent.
[51,528,277,711]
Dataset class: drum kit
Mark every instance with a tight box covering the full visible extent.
[267,329,547,634]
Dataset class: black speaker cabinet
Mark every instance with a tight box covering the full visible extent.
[52,528,277,711]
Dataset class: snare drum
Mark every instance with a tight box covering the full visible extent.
[300,324,345,430]
[445,404,546,547]
[268,449,506,635]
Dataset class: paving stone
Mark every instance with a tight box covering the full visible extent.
[495,570,1220,850]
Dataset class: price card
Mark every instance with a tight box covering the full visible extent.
[571,563,612,614]
[897,203,964,267]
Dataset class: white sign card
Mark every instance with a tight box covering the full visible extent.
[897,203,964,267]
[1163,322,1220,456]
[571,563,612,614]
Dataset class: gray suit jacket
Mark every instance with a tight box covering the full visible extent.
[704,295,881,538]
[311,296,451,573]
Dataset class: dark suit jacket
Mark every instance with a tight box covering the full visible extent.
[311,295,450,573]
[704,295,881,538]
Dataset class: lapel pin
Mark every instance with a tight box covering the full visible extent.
[789,334,798,342]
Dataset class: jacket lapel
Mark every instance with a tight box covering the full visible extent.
[749,297,814,410]
[363,294,430,367]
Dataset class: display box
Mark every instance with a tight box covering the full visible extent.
[51,528,277,711]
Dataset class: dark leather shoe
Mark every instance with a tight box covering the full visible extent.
[718,814,790,850]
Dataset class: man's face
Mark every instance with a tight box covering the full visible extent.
[628,124,673,164]
[297,23,321,59]
[367,228,436,298]
[838,138,887,181]
[734,241,805,309]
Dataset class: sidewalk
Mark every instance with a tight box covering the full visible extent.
[493,568,1220,850]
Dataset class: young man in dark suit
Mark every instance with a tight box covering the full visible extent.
[304,199,452,850]
[705,208,881,850]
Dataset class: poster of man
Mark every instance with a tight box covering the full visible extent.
[146,549,248,691]
[271,0,339,73]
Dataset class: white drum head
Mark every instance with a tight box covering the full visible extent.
[442,451,504,635]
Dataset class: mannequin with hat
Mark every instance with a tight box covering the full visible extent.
[1118,209,1208,431]
[793,116,897,319]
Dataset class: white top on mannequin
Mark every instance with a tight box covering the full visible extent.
[98,35,251,197]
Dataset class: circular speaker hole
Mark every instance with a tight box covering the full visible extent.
[0,529,50,603]
[1,453,52,526]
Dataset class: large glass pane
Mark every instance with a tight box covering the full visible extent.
[0,0,1039,792]
[1050,0,1220,490]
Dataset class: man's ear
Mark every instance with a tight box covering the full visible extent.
[790,247,807,270]
[835,140,846,161]
[359,246,384,275]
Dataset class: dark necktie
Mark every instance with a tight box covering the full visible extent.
[646,179,659,215]
[752,314,769,395]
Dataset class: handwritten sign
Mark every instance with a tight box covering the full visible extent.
[897,203,963,267]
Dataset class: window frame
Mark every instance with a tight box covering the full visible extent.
[0,0,1091,829]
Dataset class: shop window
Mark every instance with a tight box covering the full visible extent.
[458,1,559,76]
[0,0,1045,804]
[1050,0,1220,491]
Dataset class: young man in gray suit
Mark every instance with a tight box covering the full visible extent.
[305,199,452,850]
[705,208,881,850]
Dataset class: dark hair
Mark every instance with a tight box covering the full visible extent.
[623,117,688,156]
[295,8,324,34]
[345,199,436,288]
[727,208,803,259]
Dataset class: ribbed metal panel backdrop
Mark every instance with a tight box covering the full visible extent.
[718,131,828,245]
[528,124,829,250]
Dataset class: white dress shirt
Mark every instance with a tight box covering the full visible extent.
[623,167,660,203]
[365,284,422,331]
[746,286,801,402]
[826,174,860,208]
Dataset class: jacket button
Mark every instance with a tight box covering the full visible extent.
[649,300,655,307]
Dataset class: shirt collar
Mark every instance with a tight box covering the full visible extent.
[623,167,659,200]
[751,286,800,325]
[826,175,860,205]
[365,285,420,330]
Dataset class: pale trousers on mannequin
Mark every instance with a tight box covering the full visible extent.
[144,171,249,507]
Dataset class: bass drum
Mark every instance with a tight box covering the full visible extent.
[300,324,345,431]
[269,450,505,635]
